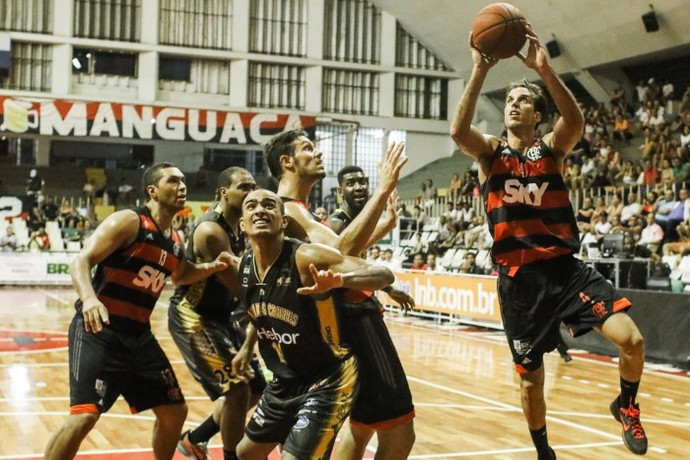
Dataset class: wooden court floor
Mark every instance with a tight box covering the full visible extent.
[0,286,688,459]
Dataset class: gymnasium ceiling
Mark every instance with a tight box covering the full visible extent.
[371,0,690,92]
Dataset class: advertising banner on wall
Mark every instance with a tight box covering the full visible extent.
[0,253,75,284]
[0,96,316,144]
[380,271,502,328]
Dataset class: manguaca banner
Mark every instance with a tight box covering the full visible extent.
[0,96,316,144]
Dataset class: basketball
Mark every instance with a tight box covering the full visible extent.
[471,3,528,59]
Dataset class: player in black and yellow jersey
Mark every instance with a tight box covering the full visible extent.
[168,167,264,460]
[232,189,394,460]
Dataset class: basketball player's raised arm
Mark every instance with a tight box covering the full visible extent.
[285,143,407,256]
[294,243,394,295]
[365,193,399,248]
[450,38,499,163]
[519,31,584,157]
[170,251,233,286]
[336,142,407,256]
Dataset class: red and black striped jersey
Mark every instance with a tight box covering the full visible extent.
[482,138,580,269]
[76,206,184,333]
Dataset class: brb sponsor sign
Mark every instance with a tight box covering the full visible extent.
[383,271,501,327]
[0,96,316,144]
[0,253,74,284]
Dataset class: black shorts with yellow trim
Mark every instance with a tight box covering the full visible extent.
[68,314,184,415]
[168,299,266,400]
[498,255,631,374]
[244,354,357,459]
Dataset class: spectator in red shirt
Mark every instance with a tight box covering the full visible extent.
[638,158,659,190]
[410,253,428,271]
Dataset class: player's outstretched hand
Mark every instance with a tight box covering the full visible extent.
[377,141,408,195]
[297,263,344,296]
[386,287,416,312]
[211,251,235,271]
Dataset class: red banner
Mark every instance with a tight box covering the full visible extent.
[0,96,316,144]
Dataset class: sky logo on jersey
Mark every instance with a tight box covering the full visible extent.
[256,327,300,344]
[503,179,549,206]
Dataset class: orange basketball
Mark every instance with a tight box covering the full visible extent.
[471,3,528,59]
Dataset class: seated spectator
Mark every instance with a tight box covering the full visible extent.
[426,254,446,273]
[398,203,414,234]
[26,226,50,252]
[608,214,629,235]
[437,222,461,253]
[408,233,426,260]
[457,200,476,230]
[663,188,690,241]
[660,158,675,187]
[442,201,457,222]
[412,205,430,233]
[375,248,399,271]
[654,189,677,224]
[589,164,612,189]
[606,193,624,218]
[367,246,381,263]
[615,160,638,186]
[593,196,607,215]
[460,171,478,198]
[565,162,588,189]
[580,155,597,179]
[410,253,428,271]
[458,252,484,275]
[592,211,612,241]
[58,200,78,228]
[641,190,658,216]
[0,226,18,252]
[637,158,659,190]
[612,115,633,145]
[313,206,328,223]
[620,192,642,224]
[626,214,644,241]
[672,156,690,184]
[464,215,492,249]
[41,196,59,221]
[638,213,664,254]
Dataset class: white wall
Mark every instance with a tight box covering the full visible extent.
[402,131,456,176]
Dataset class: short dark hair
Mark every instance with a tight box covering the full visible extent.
[507,78,548,125]
[141,162,177,199]
[217,166,248,189]
[263,129,309,180]
[337,165,364,185]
